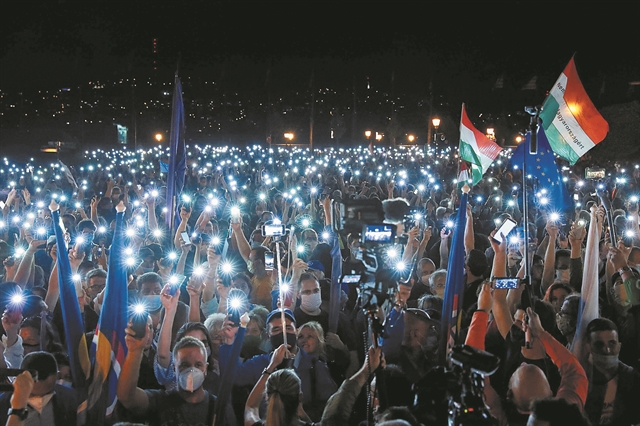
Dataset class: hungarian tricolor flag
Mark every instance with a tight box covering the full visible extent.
[540,57,609,165]
[459,104,503,185]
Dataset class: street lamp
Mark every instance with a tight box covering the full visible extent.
[155,133,163,142]
[375,132,383,142]
[486,128,495,140]
[365,130,372,152]
[284,132,294,143]
[431,118,440,143]
[407,134,415,143]
[515,135,523,144]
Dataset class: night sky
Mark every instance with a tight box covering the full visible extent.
[2,0,638,97]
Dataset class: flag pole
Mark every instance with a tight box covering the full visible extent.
[522,106,539,348]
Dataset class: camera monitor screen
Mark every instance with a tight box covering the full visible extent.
[362,224,395,244]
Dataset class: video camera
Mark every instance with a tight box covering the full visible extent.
[412,344,500,426]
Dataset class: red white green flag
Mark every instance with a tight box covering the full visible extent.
[459,104,503,185]
[540,57,609,165]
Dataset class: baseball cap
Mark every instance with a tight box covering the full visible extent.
[266,309,296,325]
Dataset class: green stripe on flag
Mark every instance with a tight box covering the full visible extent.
[460,141,482,169]
[471,164,483,185]
[541,96,580,165]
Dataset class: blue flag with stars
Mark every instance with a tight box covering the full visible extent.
[510,126,571,212]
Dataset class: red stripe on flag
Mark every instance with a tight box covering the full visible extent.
[461,105,503,160]
[563,58,609,143]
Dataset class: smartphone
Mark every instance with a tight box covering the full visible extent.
[573,193,579,201]
[227,288,246,326]
[262,223,286,237]
[341,274,362,284]
[493,277,520,289]
[180,231,191,245]
[492,218,518,244]
[130,307,148,339]
[265,252,274,270]
[167,274,186,295]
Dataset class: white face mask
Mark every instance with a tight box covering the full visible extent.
[556,268,570,282]
[591,353,619,371]
[301,292,322,312]
[177,367,205,392]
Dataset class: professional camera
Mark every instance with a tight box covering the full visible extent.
[412,344,500,426]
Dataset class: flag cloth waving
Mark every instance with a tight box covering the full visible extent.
[540,57,609,165]
[51,204,91,411]
[87,206,129,421]
[165,74,186,231]
[510,126,572,212]
[459,104,503,185]
[439,187,469,364]
[570,206,600,368]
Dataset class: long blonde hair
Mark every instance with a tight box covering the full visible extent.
[297,321,325,357]
[265,369,301,426]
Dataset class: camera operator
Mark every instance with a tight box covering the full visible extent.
[0,352,78,426]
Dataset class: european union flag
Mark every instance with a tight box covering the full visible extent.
[439,191,468,364]
[87,208,128,421]
[510,126,571,212]
[51,207,91,408]
[165,74,186,231]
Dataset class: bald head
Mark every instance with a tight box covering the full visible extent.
[509,364,552,414]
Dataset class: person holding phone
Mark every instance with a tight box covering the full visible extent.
[232,309,337,422]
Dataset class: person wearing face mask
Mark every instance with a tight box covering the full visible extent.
[154,285,219,393]
[0,352,78,426]
[293,274,357,374]
[409,258,436,302]
[232,308,337,422]
[118,333,217,426]
[554,294,580,347]
[133,272,188,339]
[584,318,640,426]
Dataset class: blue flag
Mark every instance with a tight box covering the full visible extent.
[51,208,91,407]
[510,126,571,212]
[165,74,186,230]
[439,192,468,365]
[87,210,129,421]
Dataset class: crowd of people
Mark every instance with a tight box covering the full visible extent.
[0,143,639,426]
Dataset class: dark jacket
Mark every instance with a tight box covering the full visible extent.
[0,383,78,426]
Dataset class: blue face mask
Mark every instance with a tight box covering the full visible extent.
[142,295,162,312]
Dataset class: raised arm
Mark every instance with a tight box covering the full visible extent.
[13,240,45,288]
[464,203,475,255]
[156,284,180,369]
[489,230,512,339]
[117,320,150,415]
[173,206,191,250]
[541,219,559,294]
[439,227,451,269]
[244,344,290,426]
[415,226,433,263]
[231,219,251,262]
[145,196,159,233]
